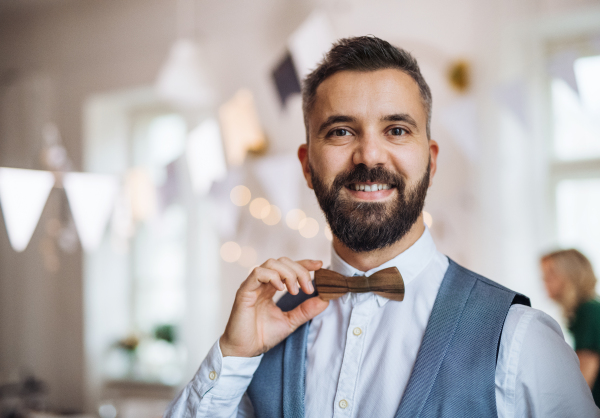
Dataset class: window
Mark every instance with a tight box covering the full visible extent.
[84,90,222,401]
[549,41,600,288]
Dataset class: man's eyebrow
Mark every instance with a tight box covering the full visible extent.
[317,115,357,134]
[382,113,418,129]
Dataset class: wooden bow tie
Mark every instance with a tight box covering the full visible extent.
[314,267,405,302]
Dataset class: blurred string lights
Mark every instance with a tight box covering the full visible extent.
[220,183,332,266]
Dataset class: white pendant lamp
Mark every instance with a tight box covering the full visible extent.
[156,38,214,108]
[156,0,213,108]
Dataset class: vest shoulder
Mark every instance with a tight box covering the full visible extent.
[447,258,530,306]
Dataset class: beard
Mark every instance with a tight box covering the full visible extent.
[310,162,430,253]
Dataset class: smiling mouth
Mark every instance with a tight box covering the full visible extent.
[346,182,395,192]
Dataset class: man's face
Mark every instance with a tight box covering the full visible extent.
[298,68,438,252]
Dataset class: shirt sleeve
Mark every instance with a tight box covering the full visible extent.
[163,338,262,418]
[496,304,600,418]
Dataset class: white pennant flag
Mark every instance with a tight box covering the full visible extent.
[0,167,55,252]
[494,78,530,129]
[186,118,228,195]
[438,96,479,162]
[548,49,580,95]
[252,154,302,216]
[288,10,336,80]
[63,172,119,252]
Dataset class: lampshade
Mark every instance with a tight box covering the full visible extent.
[156,38,214,108]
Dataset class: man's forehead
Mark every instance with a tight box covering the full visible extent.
[309,68,426,127]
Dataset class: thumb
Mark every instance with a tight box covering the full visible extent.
[285,297,329,331]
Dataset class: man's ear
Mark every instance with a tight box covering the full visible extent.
[428,139,439,187]
[298,144,313,189]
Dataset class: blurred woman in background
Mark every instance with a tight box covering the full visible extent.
[541,249,600,407]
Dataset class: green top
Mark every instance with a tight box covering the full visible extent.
[569,297,600,407]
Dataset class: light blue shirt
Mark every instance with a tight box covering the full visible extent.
[165,228,598,417]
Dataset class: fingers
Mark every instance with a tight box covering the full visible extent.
[285,297,329,331]
[241,258,322,296]
[244,267,285,293]
[262,258,298,294]
[296,259,323,272]
[279,257,314,295]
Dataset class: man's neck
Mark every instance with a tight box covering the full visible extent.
[332,217,426,272]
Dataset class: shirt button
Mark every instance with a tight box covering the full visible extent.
[352,327,362,336]
[208,371,217,380]
[339,399,349,409]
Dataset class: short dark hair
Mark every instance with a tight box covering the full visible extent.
[302,36,432,140]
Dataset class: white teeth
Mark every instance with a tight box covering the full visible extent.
[351,183,392,192]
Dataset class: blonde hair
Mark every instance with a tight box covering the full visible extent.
[541,249,597,319]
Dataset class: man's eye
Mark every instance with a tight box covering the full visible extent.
[389,127,407,136]
[331,129,351,137]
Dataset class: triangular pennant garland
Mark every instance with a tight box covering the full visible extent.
[219,90,266,166]
[252,154,302,215]
[494,78,530,129]
[186,118,228,195]
[288,10,336,80]
[438,96,479,162]
[272,52,302,108]
[548,49,580,95]
[209,168,244,239]
[63,172,119,252]
[0,167,55,252]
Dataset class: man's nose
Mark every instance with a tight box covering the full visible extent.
[352,132,387,167]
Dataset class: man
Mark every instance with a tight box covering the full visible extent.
[165,36,598,417]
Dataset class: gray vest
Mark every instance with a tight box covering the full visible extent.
[246,259,530,417]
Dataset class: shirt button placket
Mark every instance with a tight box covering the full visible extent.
[333,295,372,417]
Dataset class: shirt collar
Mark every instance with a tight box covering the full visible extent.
[328,226,437,307]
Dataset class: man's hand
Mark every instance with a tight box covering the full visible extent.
[219,257,329,358]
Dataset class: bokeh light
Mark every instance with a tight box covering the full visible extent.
[249,197,270,219]
[286,209,306,230]
[220,241,242,262]
[230,185,251,206]
[298,217,319,238]
[262,205,282,225]
[324,225,333,241]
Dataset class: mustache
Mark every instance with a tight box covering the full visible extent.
[331,165,404,191]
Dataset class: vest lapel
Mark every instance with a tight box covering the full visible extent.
[282,321,310,418]
[395,260,476,417]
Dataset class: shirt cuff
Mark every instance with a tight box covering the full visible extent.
[191,338,264,399]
